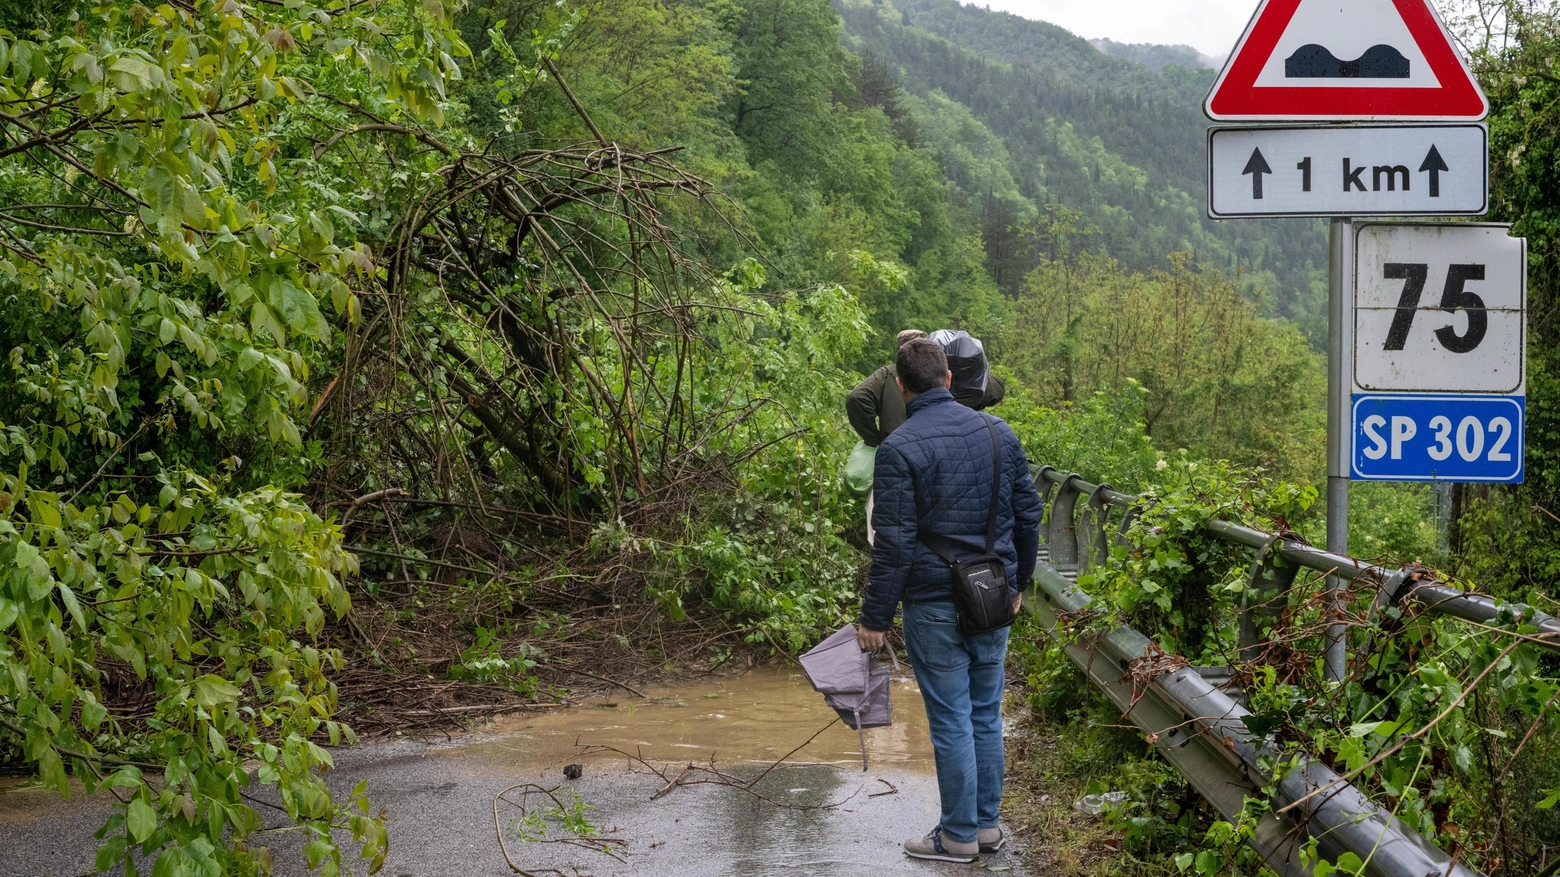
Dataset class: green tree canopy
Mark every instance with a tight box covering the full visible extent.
[0,0,464,872]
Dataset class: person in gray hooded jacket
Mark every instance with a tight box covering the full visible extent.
[927,329,1005,411]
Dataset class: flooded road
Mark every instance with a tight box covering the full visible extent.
[456,664,938,772]
[0,667,1028,876]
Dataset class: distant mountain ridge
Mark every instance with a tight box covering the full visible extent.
[1089,38,1221,72]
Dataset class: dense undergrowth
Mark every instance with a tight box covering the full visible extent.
[1002,392,1560,876]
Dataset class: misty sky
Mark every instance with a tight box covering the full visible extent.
[976,0,1259,59]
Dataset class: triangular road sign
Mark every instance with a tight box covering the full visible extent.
[1206,0,1488,121]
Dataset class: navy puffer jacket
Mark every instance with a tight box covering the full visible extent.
[858,387,1044,632]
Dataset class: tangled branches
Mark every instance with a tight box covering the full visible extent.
[493,782,627,877]
[319,139,767,530]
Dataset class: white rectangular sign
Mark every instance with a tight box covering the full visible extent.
[1208,124,1487,218]
[1353,223,1525,395]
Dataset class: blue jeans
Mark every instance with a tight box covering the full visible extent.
[902,600,1009,845]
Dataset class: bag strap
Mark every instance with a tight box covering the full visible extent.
[982,415,1001,554]
[918,416,1004,563]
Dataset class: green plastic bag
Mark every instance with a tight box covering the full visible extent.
[845,441,876,496]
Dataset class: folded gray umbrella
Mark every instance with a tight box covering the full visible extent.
[798,623,896,770]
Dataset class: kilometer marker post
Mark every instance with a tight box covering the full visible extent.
[1205,0,1492,683]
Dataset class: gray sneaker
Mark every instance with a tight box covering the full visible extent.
[978,826,1006,853]
[903,826,979,863]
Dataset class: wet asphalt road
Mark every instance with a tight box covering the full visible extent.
[0,669,1029,876]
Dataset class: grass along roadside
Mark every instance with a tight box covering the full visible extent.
[1003,616,1224,876]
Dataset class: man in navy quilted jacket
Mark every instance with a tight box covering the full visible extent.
[855,338,1043,864]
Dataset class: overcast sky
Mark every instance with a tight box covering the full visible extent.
[977,0,1260,59]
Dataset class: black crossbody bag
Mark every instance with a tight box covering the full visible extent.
[918,416,1016,636]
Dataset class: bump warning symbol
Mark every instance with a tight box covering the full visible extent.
[1205,0,1488,121]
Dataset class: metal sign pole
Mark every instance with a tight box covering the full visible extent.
[1325,218,1353,682]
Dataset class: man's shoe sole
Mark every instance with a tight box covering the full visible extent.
[904,850,979,864]
[979,839,1006,853]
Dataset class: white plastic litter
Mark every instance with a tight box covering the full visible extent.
[1072,791,1127,816]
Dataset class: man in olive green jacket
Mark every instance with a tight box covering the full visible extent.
[846,362,911,448]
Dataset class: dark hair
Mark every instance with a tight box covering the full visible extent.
[896,338,949,395]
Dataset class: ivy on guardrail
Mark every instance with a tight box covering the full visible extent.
[1078,458,1316,662]
[1040,458,1560,875]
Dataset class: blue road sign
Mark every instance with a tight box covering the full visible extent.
[1352,394,1524,483]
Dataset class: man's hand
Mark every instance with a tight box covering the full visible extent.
[1012,592,1023,615]
[857,624,886,652]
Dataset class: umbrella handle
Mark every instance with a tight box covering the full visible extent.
[853,706,868,772]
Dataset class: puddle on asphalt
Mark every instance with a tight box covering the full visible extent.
[0,668,1021,877]
[0,776,91,824]
[439,665,937,774]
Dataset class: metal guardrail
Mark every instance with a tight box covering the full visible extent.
[1022,466,1559,877]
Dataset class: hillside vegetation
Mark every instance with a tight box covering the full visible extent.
[838,0,1331,338]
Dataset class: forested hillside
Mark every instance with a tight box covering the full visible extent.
[837,0,1331,337]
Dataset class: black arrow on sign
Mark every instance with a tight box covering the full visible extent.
[1419,144,1449,197]
[1242,147,1273,199]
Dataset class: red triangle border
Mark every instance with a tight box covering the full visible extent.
[1205,0,1489,121]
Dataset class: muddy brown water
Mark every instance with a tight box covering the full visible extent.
[452,665,937,773]
[0,666,1028,876]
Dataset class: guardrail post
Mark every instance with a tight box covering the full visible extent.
[1081,484,1115,572]
[1239,538,1300,664]
[1047,475,1085,578]
[1033,466,1058,561]
[1116,503,1143,543]
[1359,569,1412,663]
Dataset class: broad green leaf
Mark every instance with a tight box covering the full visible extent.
[108,765,146,789]
[107,56,157,91]
[1347,720,1401,738]
[37,747,66,792]
[269,279,328,340]
[193,675,241,708]
[127,798,156,843]
[13,541,38,568]
[80,695,108,731]
[58,582,86,631]
[95,835,127,872]
[251,302,286,343]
